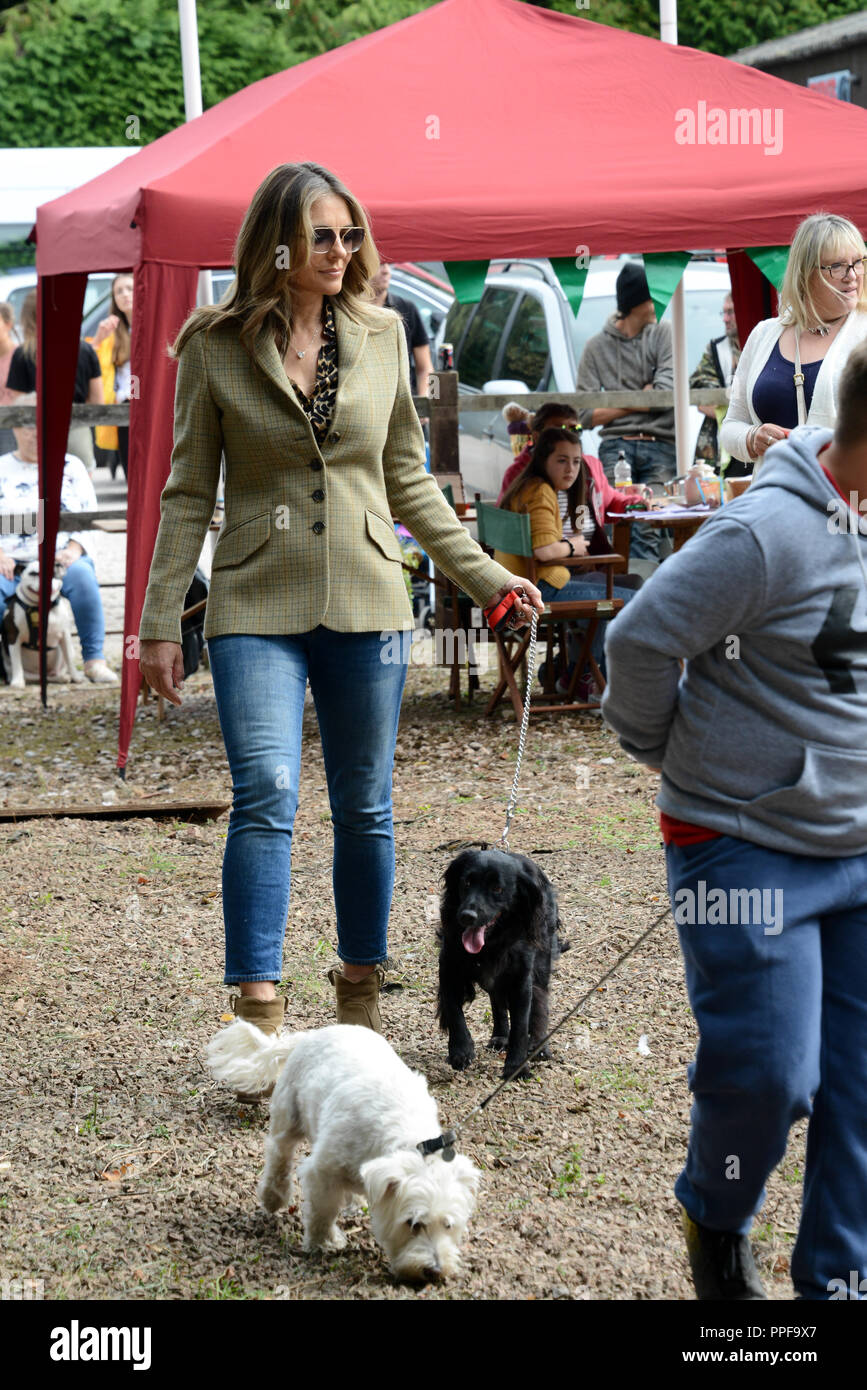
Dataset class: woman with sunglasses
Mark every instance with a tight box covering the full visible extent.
[721,213,867,470]
[137,163,541,1084]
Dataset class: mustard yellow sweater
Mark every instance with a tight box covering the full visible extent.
[494,476,569,589]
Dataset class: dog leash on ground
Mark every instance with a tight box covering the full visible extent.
[419,605,671,1153]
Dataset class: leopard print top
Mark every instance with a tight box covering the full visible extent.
[285,298,338,444]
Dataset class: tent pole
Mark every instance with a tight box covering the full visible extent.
[178,0,213,306]
[660,0,691,476]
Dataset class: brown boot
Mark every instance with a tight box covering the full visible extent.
[327,967,384,1033]
[227,993,288,1103]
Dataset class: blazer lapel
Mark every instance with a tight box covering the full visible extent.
[252,300,369,434]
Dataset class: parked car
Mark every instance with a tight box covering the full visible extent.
[0,269,115,333]
[442,256,732,498]
[81,262,451,353]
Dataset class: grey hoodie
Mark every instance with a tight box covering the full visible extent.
[602,426,867,856]
[576,316,675,440]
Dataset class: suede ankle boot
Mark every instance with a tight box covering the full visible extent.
[327,966,384,1033]
[225,993,288,1103]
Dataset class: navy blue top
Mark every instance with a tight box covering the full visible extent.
[752,339,822,430]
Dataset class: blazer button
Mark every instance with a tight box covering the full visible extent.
[312,489,325,502]
[310,459,323,471]
[328,431,341,442]
[312,520,325,535]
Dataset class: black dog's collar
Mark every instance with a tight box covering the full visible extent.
[417,1129,457,1163]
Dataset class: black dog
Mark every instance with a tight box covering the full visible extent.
[436,848,568,1079]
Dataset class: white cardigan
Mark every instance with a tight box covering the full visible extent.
[720,309,867,462]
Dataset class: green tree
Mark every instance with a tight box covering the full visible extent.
[544,0,867,56]
[0,0,434,147]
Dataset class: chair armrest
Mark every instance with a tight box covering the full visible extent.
[562,554,624,568]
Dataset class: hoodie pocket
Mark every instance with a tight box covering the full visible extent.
[740,742,867,845]
[211,510,271,570]
[365,508,402,562]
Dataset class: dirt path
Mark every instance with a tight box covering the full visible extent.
[0,663,804,1300]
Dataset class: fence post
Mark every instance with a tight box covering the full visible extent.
[428,370,459,475]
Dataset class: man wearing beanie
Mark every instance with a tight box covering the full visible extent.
[576,261,676,565]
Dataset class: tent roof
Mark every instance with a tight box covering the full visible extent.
[35,0,867,276]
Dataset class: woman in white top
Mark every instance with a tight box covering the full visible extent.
[720,213,867,469]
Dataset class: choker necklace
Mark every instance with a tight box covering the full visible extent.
[808,313,846,337]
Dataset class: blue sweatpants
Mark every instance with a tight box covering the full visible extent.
[666,833,867,1300]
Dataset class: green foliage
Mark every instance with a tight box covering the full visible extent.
[546,0,867,56]
[2,0,865,150]
[0,239,36,272]
[0,0,434,148]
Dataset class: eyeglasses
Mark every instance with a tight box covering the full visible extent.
[820,257,867,281]
[311,226,365,255]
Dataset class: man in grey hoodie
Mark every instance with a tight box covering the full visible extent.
[576,262,676,564]
[602,339,867,1302]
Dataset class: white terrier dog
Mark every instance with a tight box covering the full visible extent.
[2,561,82,687]
[206,1022,479,1283]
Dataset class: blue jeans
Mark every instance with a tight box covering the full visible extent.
[667,833,867,1299]
[207,629,411,982]
[0,554,105,662]
[538,576,636,674]
[599,437,676,563]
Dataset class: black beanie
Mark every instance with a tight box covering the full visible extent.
[616,262,651,316]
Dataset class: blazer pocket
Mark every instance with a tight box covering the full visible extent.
[365,507,402,562]
[211,510,271,570]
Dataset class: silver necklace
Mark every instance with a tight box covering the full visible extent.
[809,314,846,337]
[289,319,322,359]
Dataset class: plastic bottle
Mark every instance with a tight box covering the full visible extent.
[614,451,632,489]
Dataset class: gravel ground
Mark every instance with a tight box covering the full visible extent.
[0,659,806,1301]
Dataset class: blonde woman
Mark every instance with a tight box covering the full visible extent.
[138,162,540,1074]
[90,273,133,479]
[721,213,867,469]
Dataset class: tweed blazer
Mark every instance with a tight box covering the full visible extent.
[139,303,513,645]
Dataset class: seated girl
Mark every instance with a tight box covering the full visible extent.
[494,427,643,691]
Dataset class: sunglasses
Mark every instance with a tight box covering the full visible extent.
[311,226,365,255]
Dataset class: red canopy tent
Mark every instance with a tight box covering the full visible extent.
[32,0,867,771]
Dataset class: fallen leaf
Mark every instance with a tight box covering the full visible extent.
[220,1013,234,1023]
[100,1160,138,1183]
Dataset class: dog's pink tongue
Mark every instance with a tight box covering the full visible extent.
[461,923,487,955]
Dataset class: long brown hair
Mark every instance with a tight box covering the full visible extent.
[110,274,132,367]
[172,162,396,359]
[18,289,37,361]
[500,427,587,530]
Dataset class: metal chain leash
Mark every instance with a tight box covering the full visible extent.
[432,603,669,1147]
[499,608,539,850]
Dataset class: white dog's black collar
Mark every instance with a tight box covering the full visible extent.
[417,1129,457,1163]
